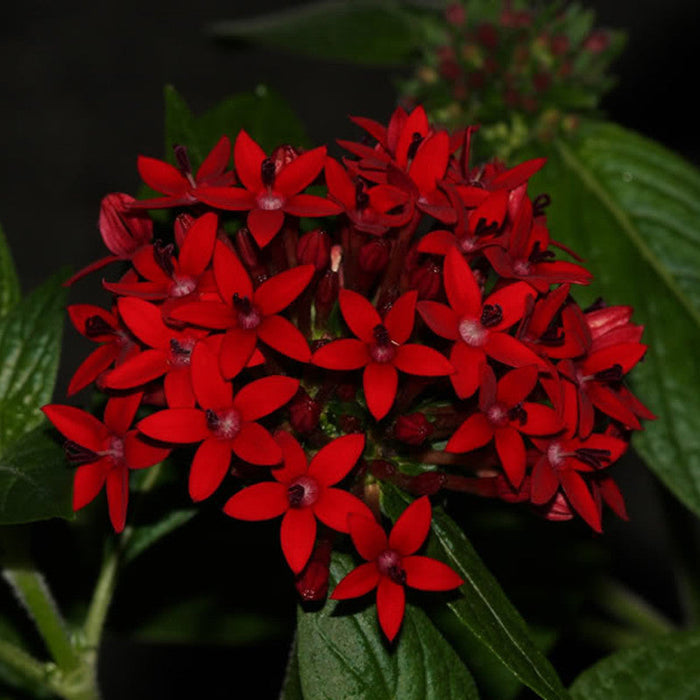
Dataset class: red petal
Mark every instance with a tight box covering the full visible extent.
[117,297,170,349]
[103,393,142,435]
[170,301,234,329]
[560,470,602,532]
[314,489,373,533]
[339,290,382,343]
[213,239,253,303]
[233,376,299,422]
[42,405,109,450]
[254,265,314,316]
[73,459,109,510]
[331,562,380,599]
[195,136,231,182]
[234,130,265,192]
[106,466,129,533]
[410,131,449,193]
[101,349,167,390]
[449,342,484,399]
[258,315,311,363]
[191,341,232,409]
[275,146,326,195]
[248,209,285,248]
[384,291,417,345]
[271,431,308,483]
[377,577,405,642]
[417,301,458,341]
[124,431,170,470]
[281,507,317,573]
[363,362,398,420]
[485,332,548,369]
[188,438,232,502]
[67,345,120,396]
[308,433,365,486]
[497,365,538,406]
[403,556,463,591]
[485,282,535,331]
[393,344,454,376]
[223,481,289,520]
[395,106,428,166]
[494,427,526,488]
[220,327,258,380]
[348,513,388,561]
[312,339,370,370]
[178,212,218,276]
[137,408,209,443]
[389,496,431,556]
[531,456,559,505]
[444,248,481,317]
[417,230,455,256]
[68,304,118,339]
[232,422,282,465]
[491,158,546,190]
[137,156,188,196]
[581,343,647,376]
[284,194,343,218]
[520,403,562,435]
[164,367,195,408]
[350,115,387,146]
[597,475,628,520]
[446,413,493,453]
[195,186,254,210]
[324,156,354,207]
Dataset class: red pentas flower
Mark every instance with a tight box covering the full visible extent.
[331,497,463,641]
[132,136,235,209]
[418,247,545,399]
[42,394,170,532]
[224,431,370,573]
[171,241,313,379]
[137,342,299,501]
[312,290,454,420]
[195,130,342,247]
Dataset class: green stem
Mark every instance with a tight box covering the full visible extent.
[0,637,50,687]
[3,568,80,671]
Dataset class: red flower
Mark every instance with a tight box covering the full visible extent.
[331,497,463,641]
[171,241,313,378]
[224,431,370,573]
[312,290,454,420]
[137,342,298,501]
[42,394,170,532]
[445,365,561,487]
[196,130,342,247]
[132,136,235,209]
[418,247,545,399]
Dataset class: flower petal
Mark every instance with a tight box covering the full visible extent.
[224,481,289,520]
[275,146,326,195]
[560,470,602,533]
[137,408,209,443]
[220,327,258,380]
[308,433,366,486]
[271,431,308,483]
[403,555,463,591]
[494,427,526,488]
[348,513,388,561]
[73,459,109,511]
[248,209,285,248]
[383,291,417,345]
[331,562,381,600]
[178,212,218,276]
[188,438,232,502]
[312,339,370,370]
[255,265,315,316]
[164,367,195,408]
[339,289,382,343]
[363,362,398,420]
[314,488,373,533]
[377,576,405,642]
[42,405,109,451]
[497,366,538,406]
[101,349,167,390]
[233,376,299,422]
[103,393,142,435]
[485,332,548,369]
[417,301,458,341]
[445,413,492,453]
[389,496,431,556]
[234,130,265,192]
[531,456,559,505]
[106,466,129,533]
[393,344,453,376]
[444,247,481,317]
[195,135,231,182]
[191,341,232,409]
[117,297,170,349]
[281,507,317,573]
[67,345,120,396]
[520,403,562,436]
[213,239,253,303]
[232,422,282,465]
[124,431,171,470]
[258,315,311,363]
[137,156,188,195]
[449,343,484,399]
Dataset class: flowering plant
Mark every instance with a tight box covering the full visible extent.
[1,2,699,699]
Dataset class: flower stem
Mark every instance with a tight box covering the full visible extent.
[0,638,50,687]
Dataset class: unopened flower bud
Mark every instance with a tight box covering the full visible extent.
[315,269,339,320]
[295,540,331,602]
[358,239,390,273]
[99,192,153,257]
[288,388,322,434]
[271,144,300,174]
[297,229,330,271]
[445,3,465,26]
[235,227,259,269]
[408,471,447,496]
[538,491,575,521]
[409,260,442,300]
[368,459,396,480]
[174,213,195,248]
[394,413,434,445]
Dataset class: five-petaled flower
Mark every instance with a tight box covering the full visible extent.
[331,496,463,641]
[224,431,370,573]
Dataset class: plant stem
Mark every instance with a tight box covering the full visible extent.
[83,547,120,651]
[0,638,50,687]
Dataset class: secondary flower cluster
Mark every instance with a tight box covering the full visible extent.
[44,104,652,640]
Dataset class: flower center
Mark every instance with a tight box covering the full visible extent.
[170,274,197,298]
[458,317,488,347]
[355,181,369,211]
[169,338,195,367]
[287,475,319,508]
[256,192,285,211]
[84,315,115,339]
[154,240,176,277]
[547,442,565,469]
[376,549,407,585]
[513,259,532,276]
[205,408,241,440]
[260,157,276,187]
[369,324,397,363]
[233,294,263,330]
[486,402,509,427]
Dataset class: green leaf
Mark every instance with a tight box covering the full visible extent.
[207,0,425,67]
[0,425,73,525]
[123,508,197,564]
[296,552,478,700]
[524,121,700,517]
[279,637,303,700]
[164,85,309,169]
[570,629,700,699]
[0,223,20,321]
[381,486,568,700]
[0,272,67,452]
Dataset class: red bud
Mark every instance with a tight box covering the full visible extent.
[295,540,331,602]
[297,229,330,271]
[394,412,434,445]
[408,471,446,496]
[358,238,390,273]
[288,388,322,434]
[408,260,442,300]
[99,193,153,257]
[235,227,259,269]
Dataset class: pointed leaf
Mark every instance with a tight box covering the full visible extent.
[0,223,20,320]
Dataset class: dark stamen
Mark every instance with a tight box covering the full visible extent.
[507,403,528,426]
[173,145,191,174]
[205,409,220,431]
[261,157,276,187]
[85,315,114,338]
[407,132,423,161]
[388,564,407,585]
[287,483,305,508]
[480,304,503,328]
[584,297,607,313]
[533,193,551,217]
[540,320,565,346]
[373,324,392,346]
[574,448,612,469]
[474,219,501,237]
[154,240,175,277]
[170,339,191,357]
[529,241,556,264]
[232,293,253,315]
[65,440,99,466]
[355,181,369,210]
[594,363,624,383]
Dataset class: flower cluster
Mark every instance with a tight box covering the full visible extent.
[44,104,652,640]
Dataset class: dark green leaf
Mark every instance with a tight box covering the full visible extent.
[570,629,700,699]
[164,85,309,169]
[381,486,568,700]
[525,122,700,517]
[296,552,478,700]
[123,509,197,564]
[0,425,73,525]
[0,272,67,452]
[207,0,425,67]
[279,636,303,700]
[0,223,20,320]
